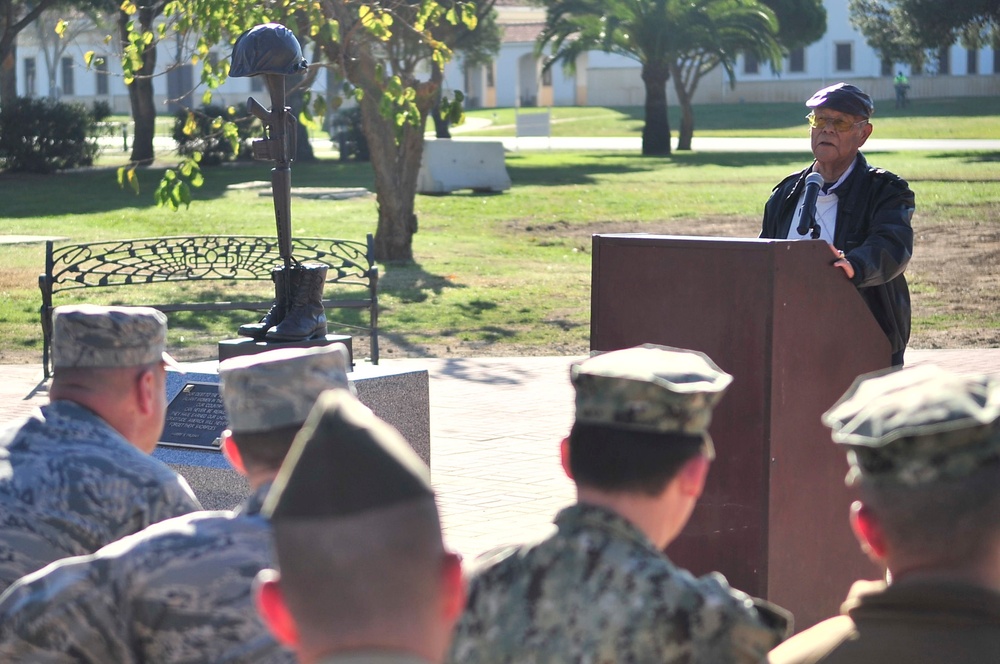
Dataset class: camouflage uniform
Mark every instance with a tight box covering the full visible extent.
[0,485,293,663]
[449,503,787,664]
[0,400,200,592]
[0,343,351,663]
[317,654,432,664]
[768,365,1000,663]
[448,345,790,664]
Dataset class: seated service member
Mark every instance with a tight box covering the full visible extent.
[0,344,351,663]
[256,389,466,664]
[0,305,201,592]
[447,344,791,664]
[768,365,1000,664]
[759,82,915,366]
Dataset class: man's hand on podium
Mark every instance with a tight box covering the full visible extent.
[828,243,856,279]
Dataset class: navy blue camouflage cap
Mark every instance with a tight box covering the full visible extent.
[806,82,874,118]
[218,344,351,434]
[571,344,732,448]
[823,364,1000,486]
[262,389,433,521]
[52,304,180,370]
[229,23,308,78]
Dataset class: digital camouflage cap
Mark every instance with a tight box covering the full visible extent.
[823,364,1000,486]
[52,304,180,370]
[218,343,351,434]
[571,344,732,449]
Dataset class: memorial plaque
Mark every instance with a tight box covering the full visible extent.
[159,382,228,450]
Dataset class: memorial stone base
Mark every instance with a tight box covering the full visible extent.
[156,361,430,510]
[218,334,354,368]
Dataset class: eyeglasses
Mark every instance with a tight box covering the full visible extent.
[806,113,868,132]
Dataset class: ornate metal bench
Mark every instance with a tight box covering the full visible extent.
[39,234,379,377]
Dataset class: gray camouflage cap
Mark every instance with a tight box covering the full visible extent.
[218,343,350,434]
[571,344,733,445]
[52,304,179,370]
[823,364,1000,486]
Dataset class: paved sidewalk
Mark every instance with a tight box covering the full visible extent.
[3,348,1000,560]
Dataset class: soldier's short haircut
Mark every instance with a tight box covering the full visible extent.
[859,460,1000,562]
[272,499,443,639]
[568,422,706,496]
[231,423,301,471]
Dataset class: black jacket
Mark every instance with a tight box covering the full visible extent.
[760,153,915,355]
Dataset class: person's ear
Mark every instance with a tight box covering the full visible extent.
[220,431,247,476]
[254,569,299,648]
[677,453,710,499]
[850,501,887,561]
[440,551,466,623]
[134,366,157,415]
[858,120,873,146]
[559,437,573,480]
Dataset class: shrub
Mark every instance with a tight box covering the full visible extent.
[0,97,99,173]
[329,106,369,162]
[172,103,261,166]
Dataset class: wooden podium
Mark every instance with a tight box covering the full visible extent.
[590,234,890,630]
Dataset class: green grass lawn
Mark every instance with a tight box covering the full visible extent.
[3,98,1000,361]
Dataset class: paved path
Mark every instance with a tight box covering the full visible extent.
[4,348,1000,560]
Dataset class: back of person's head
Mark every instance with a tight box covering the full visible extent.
[256,390,462,663]
[824,365,1000,567]
[567,344,732,495]
[218,344,350,472]
[49,305,180,452]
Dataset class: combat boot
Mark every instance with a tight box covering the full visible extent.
[265,263,329,341]
[238,265,294,339]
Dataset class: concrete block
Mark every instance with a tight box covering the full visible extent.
[416,139,511,194]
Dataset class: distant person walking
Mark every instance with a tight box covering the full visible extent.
[894,72,909,109]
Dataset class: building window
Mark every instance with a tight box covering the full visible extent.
[835,43,853,72]
[24,58,36,96]
[96,57,109,95]
[967,48,978,74]
[880,57,892,76]
[938,45,950,74]
[486,62,494,88]
[61,57,74,95]
[994,47,1000,74]
[743,52,759,74]
[541,59,552,86]
[788,48,805,73]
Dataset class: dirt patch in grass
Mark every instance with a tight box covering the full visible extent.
[408,214,996,357]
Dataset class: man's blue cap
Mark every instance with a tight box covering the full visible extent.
[806,82,874,119]
[230,23,308,78]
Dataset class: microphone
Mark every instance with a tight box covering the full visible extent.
[796,172,825,236]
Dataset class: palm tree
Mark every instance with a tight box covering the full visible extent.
[536,0,784,154]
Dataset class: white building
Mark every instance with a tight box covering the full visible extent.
[11,0,1000,114]
[447,0,1000,109]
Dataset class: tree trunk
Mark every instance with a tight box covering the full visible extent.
[0,39,15,107]
[673,74,695,151]
[640,63,671,156]
[362,90,426,263]
[119,8,157,164]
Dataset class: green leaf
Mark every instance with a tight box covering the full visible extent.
[84,51,96,68]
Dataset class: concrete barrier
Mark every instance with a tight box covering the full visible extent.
[416,139,511,194]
